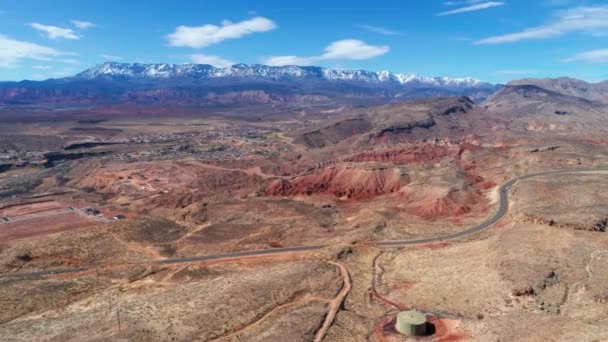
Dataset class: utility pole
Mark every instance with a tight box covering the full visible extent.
[116,303,122,335]
[108,294,112,314]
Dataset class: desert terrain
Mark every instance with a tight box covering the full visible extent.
[1,77,608,341]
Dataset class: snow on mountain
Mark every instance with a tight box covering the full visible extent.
[76,62,493,88]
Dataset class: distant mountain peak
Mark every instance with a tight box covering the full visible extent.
[0,62,502,106]
[506,77,608,104]
[76,62,493,88]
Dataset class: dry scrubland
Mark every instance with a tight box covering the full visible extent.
[0,261,343,341]
[1,94,608,340]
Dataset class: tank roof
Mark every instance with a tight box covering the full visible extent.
[397,310,427,325]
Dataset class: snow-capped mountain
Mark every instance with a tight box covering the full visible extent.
[0,62,502,106]
[76,62,492,88]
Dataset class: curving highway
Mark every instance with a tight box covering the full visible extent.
[1,168,607,280]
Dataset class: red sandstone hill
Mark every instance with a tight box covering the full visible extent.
[343,143,462,165]
[265,165,409,200]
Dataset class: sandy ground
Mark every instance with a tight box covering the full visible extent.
[2,103,608,340]
[0,213,101,243]
[0,261,345,341]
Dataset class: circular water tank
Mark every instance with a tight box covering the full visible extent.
[395,310,428,336]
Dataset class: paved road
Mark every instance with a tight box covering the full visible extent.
[1,168,606,280]
[156,245,325,264]
[372,169,590,247]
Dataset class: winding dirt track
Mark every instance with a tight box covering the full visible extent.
[1,168,607,280]
[313,261,351,342]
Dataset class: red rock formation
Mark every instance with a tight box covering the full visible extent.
[344,144,461,165]
[265,166,409,200]
[401,168,490,219]
[146,192,205,209]
[405,188,481,218]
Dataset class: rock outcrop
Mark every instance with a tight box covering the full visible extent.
[266,165,409,200]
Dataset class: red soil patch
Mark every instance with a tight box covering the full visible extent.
[145,191,206,209]
[447,217,463,225]
[462,170,484,184]
[402,164,492,219]
[461,142,483,152]
[391,280,416,291]
[581,139,608,145]
[266,165,409,200]
[370,288,409,311]
[417,242,450,250]
[492,217,512,231]
[373,313,467,342]
[0,213,98,243]
[404,164,497,219]
[428,316,468,342]
[478,181,497,190]
[0,200,66,218]
[79,161,261,208]
[373,314,398,342]
[461,163,476,171]
[404,187,482,219]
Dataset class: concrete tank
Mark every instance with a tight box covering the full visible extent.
[395,310,428,336]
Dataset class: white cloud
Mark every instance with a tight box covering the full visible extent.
[100,54,123,61]
[265,39,389,66]
[357,24,398,36]
[71,20,95,29]
[563,48,608,63]
[438,1,504,16]
[265,55,312,66]
[322,40,390,59]
[167,17,277,48]
[190,54,235,67]
[0,35,68,67]
[32,65,51,70]
[30,22,80,39]
[476,6,608,44]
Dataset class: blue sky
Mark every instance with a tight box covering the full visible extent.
[1,0,608,83]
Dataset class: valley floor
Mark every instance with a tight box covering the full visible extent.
[1,98,608,340]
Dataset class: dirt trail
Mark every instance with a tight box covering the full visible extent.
[370,252,406,310]
[106,229,164,260]
[160,265,187,283]
[183,160,285,180]
[210,295,327,342]
[313,261,352,342]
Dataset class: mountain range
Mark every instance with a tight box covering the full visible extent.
[507,77,608,104]
[77,63,489,88]
[0,63,501,106]
[481,77,608,133]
